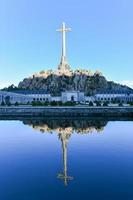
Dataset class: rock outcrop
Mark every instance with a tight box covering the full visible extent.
[17,69,132,95]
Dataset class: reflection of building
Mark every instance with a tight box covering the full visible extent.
[22,118,108,185]
[57,131,73,186]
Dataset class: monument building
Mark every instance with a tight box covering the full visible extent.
[56,22,71,74]
[0,23,133,105]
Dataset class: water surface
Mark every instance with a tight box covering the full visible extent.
[0,118,133,200]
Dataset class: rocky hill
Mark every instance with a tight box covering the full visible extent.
[16,69,133,96]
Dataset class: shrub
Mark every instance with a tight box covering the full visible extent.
[31,101,43,106]
[31,101,36,106]
[63,101,76,106]
[1,101,5,106]
[43,101,49,106]
[15,102,19,106]
[89,101,94,106]
[119,102,123,107]
[5,95,11,105]
[38,101,43,106]
[50,101,58,106]
[103,101,109,106]
[117,100,121,104]
[36,101,43,106]
[129,102,133,106]
[111,100,117,104]
[58,101,63,106]
[95,101,101,106]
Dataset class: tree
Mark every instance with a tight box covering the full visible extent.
[129,102,133,106]
[36,101,43,106]
[31,101,36,106]
[58,101,63,106]
[5,96,11,106]
[43,101,49,106]
[1,101,5,106]
[2,84,18,91]
[15,102,19,106]
[119,102,123,107]
[94,70,103,76]
[89,101,94,106]
[95,101,101,106]
[50,101,58,106]
[63,101,76,106]
[103,102,109,106]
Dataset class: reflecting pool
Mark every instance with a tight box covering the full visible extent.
[0,117,133,200]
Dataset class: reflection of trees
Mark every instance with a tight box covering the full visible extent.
[23,118,108,135]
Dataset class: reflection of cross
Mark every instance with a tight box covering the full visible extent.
[57,131,73,186]
[56,22,71,71]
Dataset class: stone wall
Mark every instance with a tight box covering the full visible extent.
[0,106,133,117]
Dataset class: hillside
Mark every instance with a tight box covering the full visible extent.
[16,70,133,96]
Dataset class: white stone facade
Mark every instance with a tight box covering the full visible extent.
[51,96,61,102]
[28,94,51,102]
[61,91,84,103]
[95,93,133,102]
[0,90,133,105]
[85,96,95,102]
[0,91,32,104]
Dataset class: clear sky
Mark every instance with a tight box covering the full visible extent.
[0,0,133,88]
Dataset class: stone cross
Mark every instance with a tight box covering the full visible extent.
[56,22,71,71]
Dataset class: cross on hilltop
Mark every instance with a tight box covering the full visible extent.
[56,22,71,72]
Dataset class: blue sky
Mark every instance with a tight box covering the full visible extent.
[0,0,133,88]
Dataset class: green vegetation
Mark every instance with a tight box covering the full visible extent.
[31,101,76,106]
[1,101,5,106]
[1,100,11,106]
[89,101,94,106]
[14,102,19,106]
[103,101,109,106]
[2,84,23,92]
[17,69,133,97]
[50,101,59,106]
[7,102,11,106]
[63,101,76,106]
[5,96,11,105]
[119,102,123,107]
[31,101,43,106]
[95,101,101,106]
